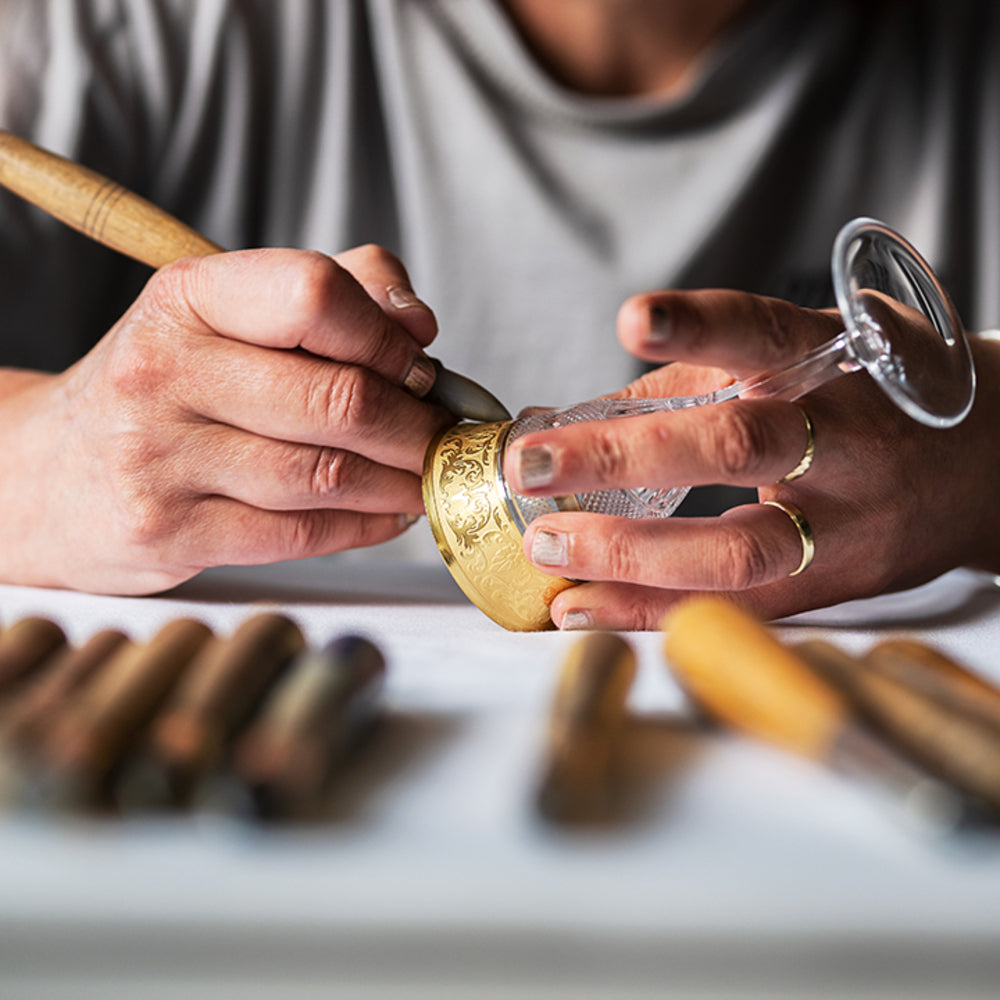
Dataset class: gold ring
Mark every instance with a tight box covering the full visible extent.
[778,405,815,483]
[763,499,815,576]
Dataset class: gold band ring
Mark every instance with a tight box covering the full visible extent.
[778,405,815,483]
[763,499,815,576]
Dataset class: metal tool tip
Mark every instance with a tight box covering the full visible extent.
[426,360,512,423]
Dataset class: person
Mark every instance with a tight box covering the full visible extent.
[0,0,998,628]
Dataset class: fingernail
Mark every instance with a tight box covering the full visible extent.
[531,529,568,567]
[647,304,671,344]
[398,513,422,529]
[515,445,555,490]
[387,285,429,311]
[560,610,593,631]
[402,354,436,397]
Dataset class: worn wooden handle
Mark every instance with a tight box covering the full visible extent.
[796,639,1000,809]
[536,632,637,822]
[663,598,848,760]
[0,129,223,267]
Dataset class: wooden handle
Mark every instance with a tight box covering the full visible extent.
[0,129,223,267]
[536,632,637,821]
[663,598,848,760]
[796,639,1000,809]
[865,639,1000,732]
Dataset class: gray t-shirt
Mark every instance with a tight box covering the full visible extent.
[2,0,998,415]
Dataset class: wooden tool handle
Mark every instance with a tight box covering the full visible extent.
[0,129,223,267]
[866,639,1000,730]
[796,639,1000,809]
[536,632,637,822]
[663,598,848,759]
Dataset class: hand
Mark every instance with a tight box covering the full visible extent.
[0,245,452,593]
[504,290,1000,629]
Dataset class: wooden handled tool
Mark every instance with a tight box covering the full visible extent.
[1,629,129,749]
[663,598,847,759]
[229,634,386,821]
[0,129,511,421]
[0,130,221,265]
[536,632,637,822]
[663,599,970,833]
[796,639,1000,812]
[41,618,212,808]
[0,617,67,702]
[865,639,1000,734]
[118,613,306,809]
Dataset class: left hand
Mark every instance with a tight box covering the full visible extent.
[503,289,1000,629]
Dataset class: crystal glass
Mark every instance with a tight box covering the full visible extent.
[501,217,976,529]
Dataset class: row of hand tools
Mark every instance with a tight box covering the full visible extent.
[541,599,1000,833]
[1,599,998,832]
[0,613,382,821]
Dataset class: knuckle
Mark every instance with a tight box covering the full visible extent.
[283,510,383,558]
[106,268,199,399]
[103,336,167,401]
[285,511,329,559]
[618,590,667,630]
[589,430,631,485]
[143,257,207,327]
[114,485,179,549]
[309,447,353,498]
[325,366,375,430]
[304,365,377,434]
[282,250,345,322]
[714,523,774,590]
[708,407,771,481]
[603,530,640,582]
[750,295,802,363]
[353,242,405,274]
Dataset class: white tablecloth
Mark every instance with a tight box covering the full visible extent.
[1,555,999,999]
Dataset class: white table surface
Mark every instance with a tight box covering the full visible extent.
[1,552,999,999]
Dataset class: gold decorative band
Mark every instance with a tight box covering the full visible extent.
[422,420,575,630]
[778,405,815,483]
[762,499,815,577]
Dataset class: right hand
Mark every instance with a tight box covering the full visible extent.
[0,245,453,593]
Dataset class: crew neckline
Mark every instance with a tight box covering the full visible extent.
[426,0,821,129]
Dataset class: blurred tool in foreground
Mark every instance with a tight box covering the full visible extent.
[536,632,637,823]
[0,617,67,703]
[117,613,306,810]
[662,599,998,835]
[796,639,1000,815]
[38,618,213,809]
[224,634,387,822]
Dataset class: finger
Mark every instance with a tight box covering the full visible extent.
[617,289,843,376]
[522,504,813,592]
[147,248,426,386]
[179,423,425,514]
[169,498,418,570]
[174,336,450,473]
[604,361,735,403]
[333,244,438,347]
[505,399,817,495]
[547,580,783,631]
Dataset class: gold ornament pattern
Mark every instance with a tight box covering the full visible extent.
[422,421,575,631]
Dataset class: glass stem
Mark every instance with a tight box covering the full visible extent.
[732,330,860,401]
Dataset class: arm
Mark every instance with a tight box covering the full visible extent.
[503,289,1000,629]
